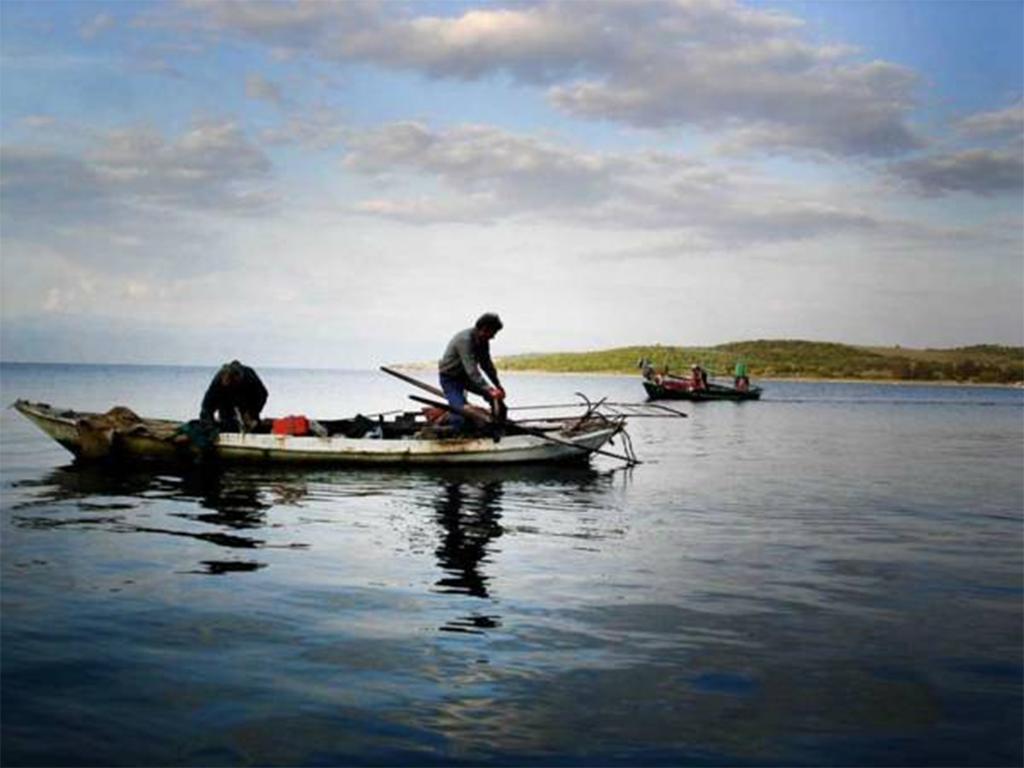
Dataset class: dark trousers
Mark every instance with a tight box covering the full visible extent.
[439,374,469,430]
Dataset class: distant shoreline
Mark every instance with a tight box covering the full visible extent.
[392,363,1022,388]
[488,369,1023,388]
[488,339,1023,387]
[2,360,1020,388]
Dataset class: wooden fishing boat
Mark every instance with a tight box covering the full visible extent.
[637,357,761,402]
[642,378,762,401]
[13,400,631,466]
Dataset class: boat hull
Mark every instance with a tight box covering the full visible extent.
[14,401,621,466]
[642,381,762,401]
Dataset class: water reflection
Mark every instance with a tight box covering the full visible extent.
[433,480,503,599]
[11,461,618,595]
[189,560,269,576]
[415,463,614,635]
[10,463,293,573]
[176,468,273,529]
[431,479,505,634]
[11,463,175,506]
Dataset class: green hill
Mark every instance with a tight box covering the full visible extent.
[497,340,1024,384]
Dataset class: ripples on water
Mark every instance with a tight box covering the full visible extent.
[1,365,1022,766]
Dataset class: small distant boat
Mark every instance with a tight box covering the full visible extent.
[13,400,629,466]
[641,378,762,401]
[638,359,762,401]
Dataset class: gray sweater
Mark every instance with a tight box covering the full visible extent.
[439,328,501,393]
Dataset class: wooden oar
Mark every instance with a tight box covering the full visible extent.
[382,365,503,432]
[626,402,689,417]
[381,365,445,398]
[506,403,687,418]
[408,394,639,465]
[381,366,685,417]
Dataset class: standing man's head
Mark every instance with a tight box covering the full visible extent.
[220,360,244,388]
[474,312,503,341]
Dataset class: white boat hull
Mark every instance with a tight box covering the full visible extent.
[215,430,617,464]
[14,401,623,466]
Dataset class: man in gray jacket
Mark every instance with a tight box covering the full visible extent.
[439,313,506,431]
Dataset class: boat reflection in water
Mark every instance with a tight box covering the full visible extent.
[10,463,297,575]
[174,469,280,574]
[422,463,614,635]
[432,479,505,633]
[9,462,614,593]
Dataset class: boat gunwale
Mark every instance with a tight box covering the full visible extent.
[641,381,762,401]
[13,400,624,465]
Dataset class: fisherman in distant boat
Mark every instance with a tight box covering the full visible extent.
[639,357,659,383]
[734,360,750,392]
[691,364,707,391]
[439,313,506,432]
[200,360,268,433]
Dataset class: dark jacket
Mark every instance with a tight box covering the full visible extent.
[439,327,501,395]
[200,363,268,427]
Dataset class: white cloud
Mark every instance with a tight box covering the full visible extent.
[43,287,68,312]
[0,118,278,287]
[340,120,928,248]
[260,107,348,149]
[351,195,500,225]
[342,121,620,210]
[245,72,285,106]
[79,12,116,40]
[90,120,273,205]
[2,118,276,226]
[888,148,1024,197]
[20,115,58,130]
[552,54,921,157]
[179,0,922,158]
[958,101,1024,140]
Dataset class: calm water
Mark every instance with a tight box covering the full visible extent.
[1,363,1022,767]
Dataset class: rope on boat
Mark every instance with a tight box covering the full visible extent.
[557,394,643,466]
[507,400,687,419]
[603,415,638,467]
[619,427,638,466]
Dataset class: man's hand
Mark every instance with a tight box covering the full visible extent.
[487,387,505,401]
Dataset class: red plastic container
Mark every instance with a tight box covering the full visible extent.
[271,415,310,436]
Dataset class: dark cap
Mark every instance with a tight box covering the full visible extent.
[475,312,503,332]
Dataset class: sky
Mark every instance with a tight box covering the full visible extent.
[1,0,1021,368]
